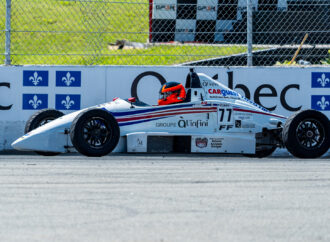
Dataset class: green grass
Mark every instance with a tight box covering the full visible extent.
[0,0,247,65]
[0,0,5,63]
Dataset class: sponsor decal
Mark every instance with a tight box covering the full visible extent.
[202,80,219,87]
[209,95,222,99]
[207,88,239,97]
[235,120,241,128]
[202,77,219,87]
[312,72,330,88]
[195,137,208,148]
[311,95,330,111]
[178,119,208,128]
[235,112,253,120]
[208,88,241,100]
[56,71,81,87]
[202,80,208,87]
[210,138,223,148]
[137,138,143,146]
[242,123,255,129]
[23,94,48,110]
[155,4,175,11]
[55,94,81,110]
[0,82,13,110]
[218,103,231,107]
[219,124,233,131]
[156,122,177,128]
[23,71,48,86]
[208,89,222,95]
[221,89,239,97]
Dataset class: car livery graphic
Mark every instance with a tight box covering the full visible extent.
[12,69,329,158]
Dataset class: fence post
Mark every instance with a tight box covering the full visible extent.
[247,0,253,66]
[5,0,12,65]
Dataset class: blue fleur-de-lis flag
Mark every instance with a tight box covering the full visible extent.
[23,71,49,86]
[56,94,81,110]
[56,71,81,87]
[23,94,48,110]
[311,72,330,88]
[311,95,330,111]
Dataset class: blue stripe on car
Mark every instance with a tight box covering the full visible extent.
[111,103,194,117]
[118,117,165,126]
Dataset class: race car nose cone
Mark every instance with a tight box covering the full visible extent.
[11,129,67,153]
[11,135,30,151]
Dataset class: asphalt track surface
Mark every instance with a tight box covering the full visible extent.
[0,154,330,242]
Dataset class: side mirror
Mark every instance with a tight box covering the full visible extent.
[128,97,136,103]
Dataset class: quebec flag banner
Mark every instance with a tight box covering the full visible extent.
[311,72,330,88]
[23,94,48,110]
[56,71,81,87]
[311,95,330,111]
[56,94,81,110]
[23,71,49,86]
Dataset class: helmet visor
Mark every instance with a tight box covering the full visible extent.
[160,91,179,100]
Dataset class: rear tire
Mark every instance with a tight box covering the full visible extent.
[70,109,120,157]
[282,109,330,158]
[25,109,64,156]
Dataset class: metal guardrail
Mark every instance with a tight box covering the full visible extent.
[1,0,329,66]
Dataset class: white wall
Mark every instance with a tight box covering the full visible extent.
[0,65,329,151]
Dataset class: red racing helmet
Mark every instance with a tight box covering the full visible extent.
[158,82,186,105]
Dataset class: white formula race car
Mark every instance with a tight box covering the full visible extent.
[12,69,329,158]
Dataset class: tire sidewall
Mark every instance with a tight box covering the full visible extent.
[70,109,120,157]
[25,109,64,133]
[283,110,330,158]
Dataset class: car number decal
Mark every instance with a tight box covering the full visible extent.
[218,108,233,125]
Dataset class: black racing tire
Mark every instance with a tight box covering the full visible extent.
[282,109,330,158]
[70,109,120,157]
[243,146,277,158]
[25,108,64,156]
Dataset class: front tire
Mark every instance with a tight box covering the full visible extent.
[70,109,120,157]
[25,109,64,156]
[282,109,330,158]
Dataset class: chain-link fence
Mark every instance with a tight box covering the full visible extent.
[1,0,329,66]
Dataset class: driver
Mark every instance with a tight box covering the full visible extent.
[158,82,186,105]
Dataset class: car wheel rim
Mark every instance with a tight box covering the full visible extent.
[296,119,325,150]
[83,117,111,148]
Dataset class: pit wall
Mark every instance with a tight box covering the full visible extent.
[0,65,329,151]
